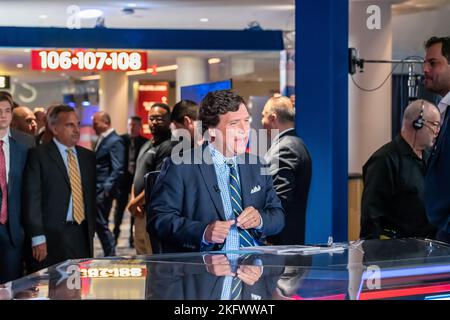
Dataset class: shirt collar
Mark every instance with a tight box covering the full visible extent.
[438,91,450,114]
[272,127,295,142]
[53,137,76,155]
[208,143,237,168]
[101,128,115,139]
[395,134,422,160]
[1,128,11,145]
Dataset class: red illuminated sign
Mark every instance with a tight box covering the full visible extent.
[31,50,147,71]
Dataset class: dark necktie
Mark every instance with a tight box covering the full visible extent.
[227,162,254,248]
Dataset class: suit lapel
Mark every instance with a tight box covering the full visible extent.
[75,147,88,206]
[48,140,70,186]
[7,136,19,196]
[197,146,226,221]
[429,108,450,169]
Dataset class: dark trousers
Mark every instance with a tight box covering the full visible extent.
[96,191,116,257]
[436,230,450,244]
[27,221,91,273]
[0,223,23,284]
[113,173,134,243]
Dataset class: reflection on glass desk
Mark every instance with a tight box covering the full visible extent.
[1,239,449,300]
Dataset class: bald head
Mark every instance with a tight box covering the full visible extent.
[401,99,441,151]
[93,111,112,135]
[402,99,439,129]
[12,106,37,135]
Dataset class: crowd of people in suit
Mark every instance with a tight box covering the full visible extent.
[1,35,448,286]
[0,88,312,284]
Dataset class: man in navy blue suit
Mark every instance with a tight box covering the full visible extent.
[93,111,125,256]
[0,92,35,284]
[424,36,450,243]
[148,90,285,253]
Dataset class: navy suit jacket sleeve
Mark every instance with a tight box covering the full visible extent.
[103,137,125,193]
[148,158,209,251]
[425,152,450,234]
[258,164,285,237]
[23,148,44,237]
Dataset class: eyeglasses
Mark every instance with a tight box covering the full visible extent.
[423,119,440,133]
[423,119,440,129]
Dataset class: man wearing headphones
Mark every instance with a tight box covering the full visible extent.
[360,99,440,240]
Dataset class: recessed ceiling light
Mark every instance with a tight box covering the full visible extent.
[127,3,137,7]
[208,58,221,64]
[200,18,209,23]
[38,14,48,19]
[78,9,103,19]
[16,64,24,68]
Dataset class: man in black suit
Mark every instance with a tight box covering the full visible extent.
[262,96,312,245]
[424,36,450,243]
[0,92,35,284]
[23,105,96,272]
[92,111,125,257]
[113,116,147,248]
[148,90,285,253]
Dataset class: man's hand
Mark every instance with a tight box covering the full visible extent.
[237,264,262,286]
[32,243,47,262]
[127,198,143,217]
[204,254,235,277]
[204,220,235,244]
[236,206,261,230]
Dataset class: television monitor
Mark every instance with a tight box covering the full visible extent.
[180,79,232,104]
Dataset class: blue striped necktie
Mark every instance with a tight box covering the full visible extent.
[227,162,255,248]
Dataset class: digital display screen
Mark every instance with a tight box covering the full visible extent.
[181,79,232,104]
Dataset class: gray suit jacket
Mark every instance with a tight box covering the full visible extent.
[264,129,312,245]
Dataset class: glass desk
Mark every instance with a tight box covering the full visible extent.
[1,239,449,300]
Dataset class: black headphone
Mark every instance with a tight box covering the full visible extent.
[413,100,425,130]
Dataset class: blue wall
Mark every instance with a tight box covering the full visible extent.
[296,0,349,243]
[0,27,283,51]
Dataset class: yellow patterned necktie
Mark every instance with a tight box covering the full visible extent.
[67,149,85,224]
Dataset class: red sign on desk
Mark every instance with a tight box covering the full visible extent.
[31,50,147,71]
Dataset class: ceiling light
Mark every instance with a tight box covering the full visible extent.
[208,58,221,64]
[126,70,147,76]
[16,64,23,69]
[127,3,137,8]
[38,14,48,19]
[78,9,103,19]
[200,18,209,23]
[80,75,100,81]
[154,64,178,72]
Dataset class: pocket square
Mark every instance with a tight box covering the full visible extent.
[250,185,261,194]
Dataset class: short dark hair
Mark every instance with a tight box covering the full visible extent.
[199,90,246,133]
[0,91,15,109]
[425,36,450,63]
[129,115,142,124]
[150,102,171,116]
[48,105,76,126]
[171,100,199,124]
